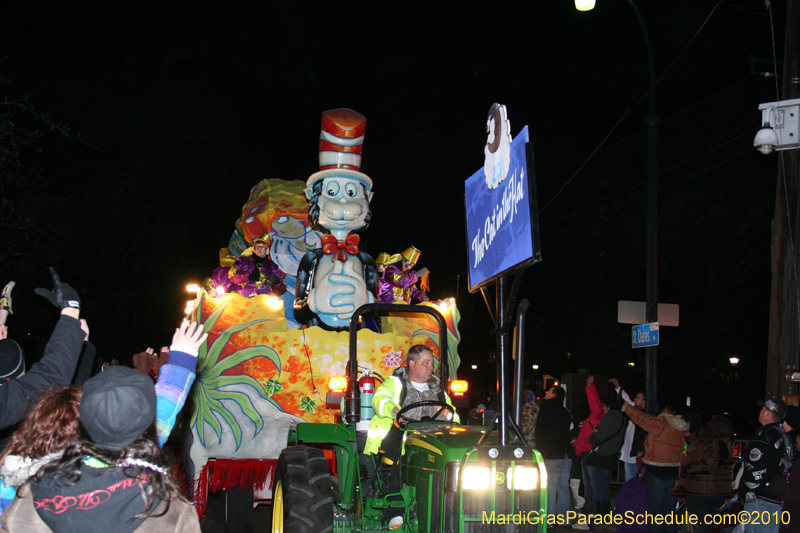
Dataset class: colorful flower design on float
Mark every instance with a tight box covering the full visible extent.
[383,351,403,368]
[189,296,283,451]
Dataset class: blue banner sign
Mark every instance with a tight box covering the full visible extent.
[465,124,540,291]
[632,323,659,348]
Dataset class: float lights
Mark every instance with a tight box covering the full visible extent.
[450,380,469,396]
[265,295,284,310]
[755,99,800,154]
[186,284,201,293]
[328,376,347,393]
[729,357,740,366]
[435,298,456,312]
[215,286,226,297]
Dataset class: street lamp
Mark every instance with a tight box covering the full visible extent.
[754,99,800,154]
[729,357,740,366]
[532,364,539,392]
[576,0,659,410]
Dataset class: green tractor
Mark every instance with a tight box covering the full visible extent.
[272,303,547,533]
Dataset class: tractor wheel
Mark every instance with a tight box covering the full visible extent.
[273,446,334,533]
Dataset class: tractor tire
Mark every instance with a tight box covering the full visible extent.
[274,446,334,533]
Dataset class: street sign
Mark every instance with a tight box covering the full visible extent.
[618,301,679,326]
[632,323,659,348]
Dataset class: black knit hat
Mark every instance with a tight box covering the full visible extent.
[0,339,24,380]
[784,405,800,431]
[80,365,156,450]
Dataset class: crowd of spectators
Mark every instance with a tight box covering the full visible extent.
[0,270,205,531]
[520,373,799,533]
[3,268,799,533]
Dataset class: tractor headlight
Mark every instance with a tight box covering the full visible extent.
[507,466,538,490]
[461,466,492,490]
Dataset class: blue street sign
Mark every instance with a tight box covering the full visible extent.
[632,323,659,348]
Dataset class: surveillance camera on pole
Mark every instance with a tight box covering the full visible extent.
[754,99,800,154]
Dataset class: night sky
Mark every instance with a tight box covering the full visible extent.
[0,1,788,421]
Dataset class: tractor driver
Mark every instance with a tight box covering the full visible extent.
[364,344,460,529]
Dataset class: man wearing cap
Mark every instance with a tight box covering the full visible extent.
[741,397,794,533]
[378,247,429,304]
[295,108,379,330]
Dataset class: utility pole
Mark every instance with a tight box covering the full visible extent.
[767,0,800,398]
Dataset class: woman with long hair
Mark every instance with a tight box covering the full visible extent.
[0,321,206,530]
[0,386,84,512]
[1,365,200,532]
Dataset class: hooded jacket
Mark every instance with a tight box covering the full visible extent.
[0,349,197,519]
[574,384,603,456]
[672,415,737,497]
[623,403,688,467]
[0,466,199,533]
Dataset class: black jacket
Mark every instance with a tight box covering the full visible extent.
[742,422,794,503]
[589,409,626,456]
[535,397,573,460]
[0,315,85,430]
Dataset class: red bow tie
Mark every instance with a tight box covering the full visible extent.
[321,234,360,262]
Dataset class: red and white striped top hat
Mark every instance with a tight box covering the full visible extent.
[307,108,373,190]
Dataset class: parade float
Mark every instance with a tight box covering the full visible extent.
[185,109,462,517]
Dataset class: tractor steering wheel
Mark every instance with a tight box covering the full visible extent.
[396,400,455,424]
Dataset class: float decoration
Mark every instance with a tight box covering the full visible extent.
[378,246,429,304]
[188,109,464,517]
[294,108,379,330]
[211,179,322,327]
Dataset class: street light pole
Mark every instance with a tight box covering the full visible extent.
[632,0,660,414]
[577,0,659,409]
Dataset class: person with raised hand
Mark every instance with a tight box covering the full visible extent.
[0,269,86,431]
[1,365,202,532]
[0,281,14,326]
[154,321,207,447]
[0,320,208,520]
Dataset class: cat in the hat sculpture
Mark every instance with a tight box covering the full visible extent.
[294,108,379,330]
